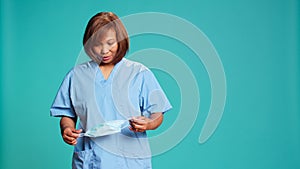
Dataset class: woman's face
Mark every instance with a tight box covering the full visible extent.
[92,28,118,65]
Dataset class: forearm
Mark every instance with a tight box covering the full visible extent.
[60,116,77,134]
[147,112,163,130]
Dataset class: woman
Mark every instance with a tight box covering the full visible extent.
[50,12,172,169]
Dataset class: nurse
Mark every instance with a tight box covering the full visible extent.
[50,12,172,169]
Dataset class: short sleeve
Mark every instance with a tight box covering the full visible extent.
[139,70,172,116]
[50,70,76,118]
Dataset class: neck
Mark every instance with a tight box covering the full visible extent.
[99,63,114,68]
[99,64,114,80]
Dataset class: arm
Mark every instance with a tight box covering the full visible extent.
[129,112,163,132]
[60,116,82,145]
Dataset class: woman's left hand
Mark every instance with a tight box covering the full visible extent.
[129,116,150,132]
[129,113,163,132]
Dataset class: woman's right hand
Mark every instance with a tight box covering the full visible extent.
[62,127,82,145]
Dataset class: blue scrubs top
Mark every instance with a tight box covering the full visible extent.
[50,58,172,169]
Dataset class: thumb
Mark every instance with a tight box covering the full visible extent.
[73,129,82,134]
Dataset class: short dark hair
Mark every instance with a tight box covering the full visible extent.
[83,12,129,64]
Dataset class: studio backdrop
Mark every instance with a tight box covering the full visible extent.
[0,0,299,169]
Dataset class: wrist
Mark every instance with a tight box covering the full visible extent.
[147,113,163,130]
[146,118,155,130]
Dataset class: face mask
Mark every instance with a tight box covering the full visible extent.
[80,120,128,137]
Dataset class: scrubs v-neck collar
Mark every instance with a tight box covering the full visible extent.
[96,58,125,84]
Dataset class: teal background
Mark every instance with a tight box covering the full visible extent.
[1,0,299,169]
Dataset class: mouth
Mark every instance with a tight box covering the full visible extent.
[102,55,112,61]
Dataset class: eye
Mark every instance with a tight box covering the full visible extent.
[107,40,116,46]
[93,42,102,48]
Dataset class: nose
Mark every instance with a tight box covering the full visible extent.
[101,45,109,55]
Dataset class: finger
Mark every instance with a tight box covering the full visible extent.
[132,124,147,130]
[64,128,74,136]
[132,116,146,121]
[65,135,78,144]
[71,129,82,138]
[63,134,76,142]
[129,120,137,128]
[135,128,145,133]
[129,125,145,133]
[129,126,134,131]
[129,126,141,132]
[131,119,147,125]
[65,139,77,145]
[129,119,134,125]
[73,129,83,134]
[70,139,77,145]
[63,131,78,141]
[130,126,138,132]
[64,130,73,138]
[67,129,81,138]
